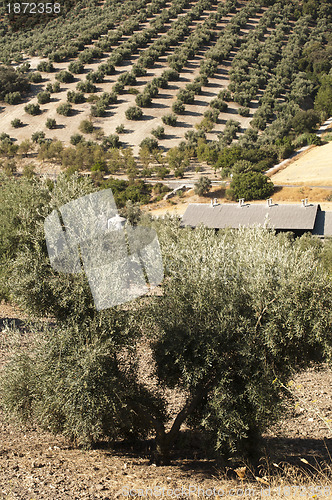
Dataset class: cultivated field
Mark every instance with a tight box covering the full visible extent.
[0,0,312,156]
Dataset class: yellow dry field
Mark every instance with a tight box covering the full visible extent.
[271,141,332,186]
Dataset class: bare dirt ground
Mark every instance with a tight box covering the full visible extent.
[0,303,331,499]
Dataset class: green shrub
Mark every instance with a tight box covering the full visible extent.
[24,103,41,115]
[46,82,60,93]
[118,72,136,86]
[112,82,125,94]
[22,164,35,179]
[86,70,105,84]
[144,83,158,99]
[68,61,85,74]
[218,89,232,101]
[70,134,84,145]
[172,101,185,114]
[128,87,140,95]
[90,103,106,117]
[227,172,274,201]
[115,124,125,134]
[203,109,219,123]
[91,160,108,172]
[67,91,85,104]
[55,70,74,84]
[100,92,117,105]
[102,134,120,149]
[131,65,147,77]
[37,91,51,105]
[238,106,250,117]
[79,120,94,134]
[162,69,179,81]
[31,131,46,144]
[151,126,164,139]
[135,93,152,107]
[194,176,212,196]
[46,118,57,129]
[11,118,23,128]
[293,133,322,148]
[1,179,331,461]
[177,89,195,104]
[29,72,42,83]
[125,106,143,120]
[162,114,177,126]
[77,80,97,93]
[56,102,72,116]
[210,99,227,112]
[0,65,30,100]
[4,92,21,104]
[37,61,54,72]
[292,109,320,134]
[140,137,159,152]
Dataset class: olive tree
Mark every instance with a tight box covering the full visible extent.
[143,221,332,461]
[1,179,331,464]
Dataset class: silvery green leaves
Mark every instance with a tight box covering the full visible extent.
[44,189,163,310]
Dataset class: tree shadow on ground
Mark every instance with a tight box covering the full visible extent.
[150,102,168,109]
[97,432,332,478]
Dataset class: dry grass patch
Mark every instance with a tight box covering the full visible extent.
[270,141,332,187]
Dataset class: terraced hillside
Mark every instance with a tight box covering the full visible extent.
[0,0,331,158]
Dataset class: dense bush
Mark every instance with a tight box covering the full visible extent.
[125,106,143,120]
[90,103,106,117]
[67,91,85,104]
[77,80,97,93]
[135,93,152,107]
[131,64,147,77]
[314,73,332,118]
[4,92,21,104]
[11,118,23,128]
[115,124,125,134]
[29,72,43,83]
[210,99,227,112]
[31,131,46,144]
[68,61,85,74]
[46,118,57,129]
[37,61,54,72]
[46,81,60,93]
[37,91,51,104]
[24,103,41,115]
[118,72,136,86]
[227,172,274,201]
[55,70,74,84]
[86,70,105,84]
[102,134,121,149]
[292,109,320,134]
[70,134,84,145]
[162,114,177,126]
[56,102,72,116]
[177,88,195,104]
[79,119,94,134]
[172,100,185,114]
[140,137,159,153]
[151,126,165,139]
[194,176,212,196]
[0,66,30,101]
[238,106,250,116]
